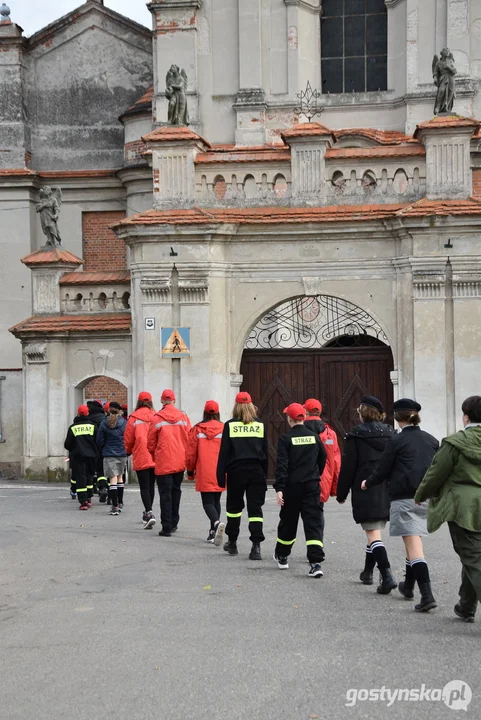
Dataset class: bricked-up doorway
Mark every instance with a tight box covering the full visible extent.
[84,377,128,407]
[240,296,394,477]
[82,211,127,272]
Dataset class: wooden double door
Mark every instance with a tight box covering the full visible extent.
[240,346,394,478]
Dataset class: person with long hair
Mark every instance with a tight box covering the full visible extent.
[216,392,268,560]
[336,396,395,592]
[362,398,439,612]
[124,391,156,529]
[415,396,481,623]
[186,400,226,545]
[97,401,127,516]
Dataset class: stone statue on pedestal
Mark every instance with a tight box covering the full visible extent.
[166,65,189,125]
[36,187,62,247]
[432,49,457,115]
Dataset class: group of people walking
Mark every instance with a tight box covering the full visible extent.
[64,387,481,623]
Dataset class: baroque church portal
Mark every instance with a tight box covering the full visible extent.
[1,0,481,480]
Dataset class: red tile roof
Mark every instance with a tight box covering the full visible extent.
[114,198,481,228]
[334,128,414,145]
[195,148,291,164]
[21,248,83,266]
[142,126,211,147]
[9,313,131,336]
[326,145,425,159]
[414,115,480,138]
[282,123,336,143]
[59,271,131,286]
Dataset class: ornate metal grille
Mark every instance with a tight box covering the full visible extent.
[244,295,388,350]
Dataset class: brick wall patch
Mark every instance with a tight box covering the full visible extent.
[82,211,127,272]
[473,169,481,199]
[84,377,128,406]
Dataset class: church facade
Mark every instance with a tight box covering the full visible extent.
[1,0,481,480]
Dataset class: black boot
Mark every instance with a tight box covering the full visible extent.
[415,583,437,612]
[398,560,415,599]
[360,544,375,585]
[249,542,262,561]
[224,540,238,556]
[377,568,398,595]
[454,603,475,623]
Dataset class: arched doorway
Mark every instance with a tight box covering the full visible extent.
[72,376,129,418]
[240,295,394,475]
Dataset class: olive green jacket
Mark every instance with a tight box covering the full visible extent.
[415,426,481,533]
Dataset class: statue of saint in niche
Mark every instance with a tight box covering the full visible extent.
[36,187,62,247]
[432,49,457,115]
[166,65,189,125]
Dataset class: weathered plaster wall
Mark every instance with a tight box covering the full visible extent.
[0,370,23,478]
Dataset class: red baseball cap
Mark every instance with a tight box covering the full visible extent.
[204,400,219,414]
[138,391,152,402]
[103,402,110,412]
[78,405,89,416]
[161,389,175,402]
[235,392,252,404]
[284,403,306,420]
[304,398,322,413]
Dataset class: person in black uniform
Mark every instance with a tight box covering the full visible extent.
[362,398,439,612]
[64,405,98,511]
[273,403,327,578]
[87,400,108,502]
[216,391,268,561]
[336,396,396,594]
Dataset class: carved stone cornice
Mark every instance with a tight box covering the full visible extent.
[24,343,48,363]
[148,1,201,10]
[234,88,266,109]
[411,257,447,300]
[140,277,172,303]
[285,0,321,12]
[179,278,209,304]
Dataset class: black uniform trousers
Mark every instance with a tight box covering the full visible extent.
[70,456,95,505]
[156,472,184,531]
[449,521,481,613]
[137,468,156,513]
[275,479,325,564]
[225,463,267,543]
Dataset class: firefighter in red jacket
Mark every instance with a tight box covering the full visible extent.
[186,400,226,546]
[304,398,341,542]
[124,391,156,529]
[147,389,191,537]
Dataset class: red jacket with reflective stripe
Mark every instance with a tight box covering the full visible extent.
[186,420,225,493]
[306,416,341,502]
[124,407,155,471]
[147,404,191,475]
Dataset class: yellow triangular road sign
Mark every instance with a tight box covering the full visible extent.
[162,328,189,355]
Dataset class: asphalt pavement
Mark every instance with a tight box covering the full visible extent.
[1,482,480,720]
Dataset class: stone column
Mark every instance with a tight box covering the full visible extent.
[21,248,83,314]
[415,116,480,200]
[447,0,470,76]
[411,257,448,438]
[285,0,321,98]
[451,256,481,429]
[23,342,49,479]
[281,123,335,205]
[142,126,210,209]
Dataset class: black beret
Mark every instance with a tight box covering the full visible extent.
[360,395,384,413]
[109,401,122,411]
[393,398,421,412]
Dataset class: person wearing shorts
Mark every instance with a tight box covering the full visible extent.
[97,401,127,516]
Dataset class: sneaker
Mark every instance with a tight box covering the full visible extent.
[158,529,172,537]
[119,503,124,511]
[86,499,92,508]
[308,563,324,578]
[142,511,148,524]
[99,490,108,504]
[213,521,225,548]
[109,507,119,516]
[70,490,77,500]
[223,540,238,555]
[79,504,88,511]
[207,530,216,543]
[454,603,475,623]
[144,513,156,530]
[273,552,289,570]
